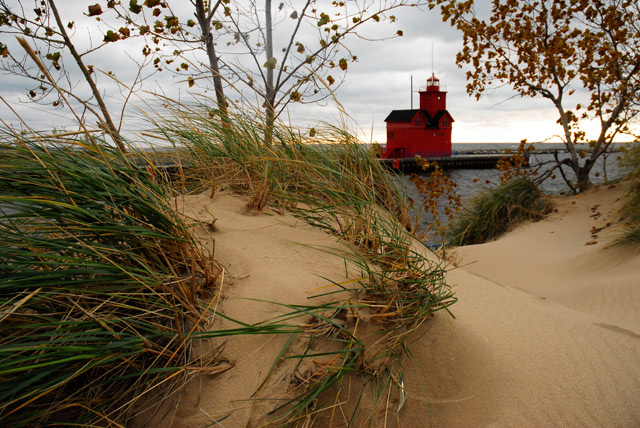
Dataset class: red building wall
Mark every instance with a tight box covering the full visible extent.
[386,119,452,158]
[382,74,453,159]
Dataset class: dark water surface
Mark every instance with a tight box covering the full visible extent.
[398,143,629,245]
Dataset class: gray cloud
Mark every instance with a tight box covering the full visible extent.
[1,1,630,144]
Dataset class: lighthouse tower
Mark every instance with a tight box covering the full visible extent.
[420,74,447,117]
[382,73,454,159]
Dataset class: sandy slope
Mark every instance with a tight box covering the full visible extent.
[137,190,358,427]
[456,183,640,335]
[401,268,640,427]
[415,182,640,427]
[134,185,640,427]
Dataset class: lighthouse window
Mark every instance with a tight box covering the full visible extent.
[437,95,441,100]
[415,119,423,126]
[433,132,437,136]
[389,132,394,139]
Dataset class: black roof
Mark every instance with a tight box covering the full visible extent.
[431,110,450,123]
[384,109,453,125]
[384,109,424,122]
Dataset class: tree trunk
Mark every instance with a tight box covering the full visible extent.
[576,167,592,193]
[195,0,228,120]
[264,0,275,145]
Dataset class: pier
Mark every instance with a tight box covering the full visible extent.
[379,153,518,172]
[145,153,522,175]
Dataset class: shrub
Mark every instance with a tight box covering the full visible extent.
[615,142,640,246]
[447,177,552,246]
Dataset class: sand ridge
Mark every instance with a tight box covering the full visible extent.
[136,190,360,427]
[428,183,640,427]
[402,267,640,427]
[457,183,640,335]
[135,185,640,427]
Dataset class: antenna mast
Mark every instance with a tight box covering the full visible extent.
[431,41,434,76]
[411,75,413,109]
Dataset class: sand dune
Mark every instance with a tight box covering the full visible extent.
[418,183,640,427]
[136,184,640,427]
[141,190,356,427]
[402,268,640,427]
[457,183,640,335]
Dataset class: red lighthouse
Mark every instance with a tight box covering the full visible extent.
[381,73,454,159]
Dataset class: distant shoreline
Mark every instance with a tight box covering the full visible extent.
[452,141,633,155]
[452,141,637,145]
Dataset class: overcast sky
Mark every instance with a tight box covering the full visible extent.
[325,4,600,144]
[0,1,635,144]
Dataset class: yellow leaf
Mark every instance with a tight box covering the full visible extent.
[264,57,277,69]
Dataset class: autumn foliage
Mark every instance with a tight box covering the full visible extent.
[410,158,462,240]
[431,0,640,192]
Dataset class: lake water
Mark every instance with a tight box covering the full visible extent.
[2,142,631,247]
[398,143,631,245]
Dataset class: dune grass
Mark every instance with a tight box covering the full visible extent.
[447,177,553,246]
[616,142,640,246]
[147,105,456,425]
[0,104,456,426]
[0,133,223,426]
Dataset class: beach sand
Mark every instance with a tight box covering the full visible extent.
[135,184,640,427]
[404,183,640,427]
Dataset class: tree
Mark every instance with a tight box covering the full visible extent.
[193,0,228,117]
[215,0,420,143]
[0,0,145,153]
[101,0,420,142]
[107,0,230,119]
[432,0,640,192]
[2,0,421,147]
